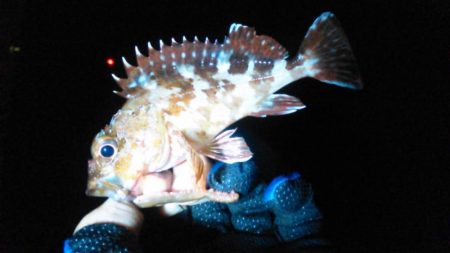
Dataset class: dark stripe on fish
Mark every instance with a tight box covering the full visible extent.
[254,58,274,75]
[228,53,249,74]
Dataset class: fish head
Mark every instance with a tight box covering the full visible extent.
[86,104,181,201]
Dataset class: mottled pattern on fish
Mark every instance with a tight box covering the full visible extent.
[115,13,361,151]
[87,12,362,207]
[116,29,286,148]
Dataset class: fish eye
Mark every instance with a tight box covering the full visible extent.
[100,144,115,158]
[96,139,118,159]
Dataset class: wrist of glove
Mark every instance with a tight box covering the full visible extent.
[74,198,144,235]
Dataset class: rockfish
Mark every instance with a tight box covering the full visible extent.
[86,12,362,207]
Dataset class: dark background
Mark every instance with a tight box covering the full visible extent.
[1,1,448,252]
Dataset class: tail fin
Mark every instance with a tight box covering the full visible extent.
[290,12,363,89]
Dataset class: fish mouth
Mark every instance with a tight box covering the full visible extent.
[86,159,197,201]
[86,160,239,207]
[86,176,134,201]
[86,159,135,201]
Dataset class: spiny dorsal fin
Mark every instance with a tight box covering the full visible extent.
[113,24,288,98]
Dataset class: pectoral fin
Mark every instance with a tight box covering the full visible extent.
[201,128,253,164]
[250,94,305,118]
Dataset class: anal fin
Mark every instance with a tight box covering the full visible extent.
[201,128,253,164]
[250,94,305,118]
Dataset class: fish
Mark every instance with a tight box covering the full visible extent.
[86,12,362,208]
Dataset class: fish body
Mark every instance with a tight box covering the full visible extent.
[87,12,362,207]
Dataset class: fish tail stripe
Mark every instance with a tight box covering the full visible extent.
[227,24,286,58]
[226,24,288,74]
[288,12,363,89]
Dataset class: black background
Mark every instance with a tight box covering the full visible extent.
[1,1,448,252]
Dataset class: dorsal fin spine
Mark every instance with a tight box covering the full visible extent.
[147,41,154,50]
[135,46,143,57]
[111,73,129,91]
[122,57,132,68]
[111,73,120,82]
[112,90,128,98]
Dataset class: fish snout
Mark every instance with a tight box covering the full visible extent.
[86,160,134,201]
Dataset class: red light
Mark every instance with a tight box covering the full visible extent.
[106,58,115,67]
